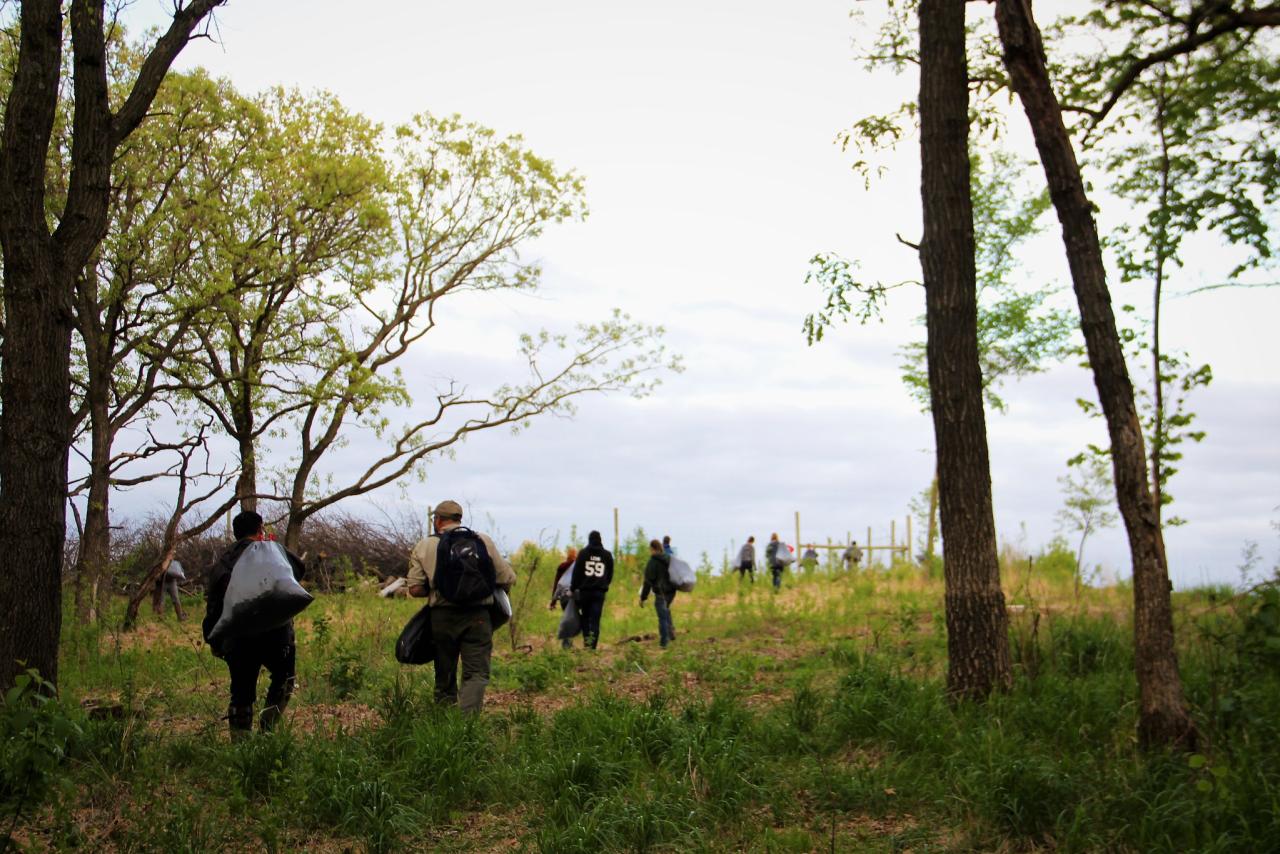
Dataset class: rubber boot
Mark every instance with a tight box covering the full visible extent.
[228,704,253,742]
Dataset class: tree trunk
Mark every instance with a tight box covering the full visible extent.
[235,431,258,513]
[77,462,111,624]
[123,546,176,631]
[994,0,1195,749]
[285,511,305,554]
[0,260,73,688]
[73,365,114,623]
[0,0,67,692]
[0,0,225,689]
[919,0,1012,700]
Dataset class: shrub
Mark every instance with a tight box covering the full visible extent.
[0,670,82,825]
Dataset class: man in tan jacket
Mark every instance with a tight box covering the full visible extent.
[407,500,516,712]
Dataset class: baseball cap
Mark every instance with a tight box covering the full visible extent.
[430,499,464,519]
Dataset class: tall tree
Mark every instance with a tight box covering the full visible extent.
[69,71,233,622]
[919,0,1011,698]
[0,1,225,688]
[993,0,1196,749]
[175,87,390,514]
[1063,11,1280,524]
[274,115,677,550]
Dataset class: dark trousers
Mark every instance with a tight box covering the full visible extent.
[654,592,675,646]
[737,562,754,582]
[225,631,295,729]
[574,590,607,649]
[770,565,784,589]
[152,576,185,619]
[431,606,493,713]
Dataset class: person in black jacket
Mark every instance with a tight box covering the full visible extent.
[570,530,614,649]
[639,539,675,648]
[202,511,306,739]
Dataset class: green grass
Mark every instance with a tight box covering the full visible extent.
[5,553,1279,851]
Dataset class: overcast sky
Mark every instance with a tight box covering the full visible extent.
[111,0,1280,586]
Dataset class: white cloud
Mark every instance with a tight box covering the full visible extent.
[97,0,1278,587]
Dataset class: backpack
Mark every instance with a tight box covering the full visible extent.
[432,527,497,604]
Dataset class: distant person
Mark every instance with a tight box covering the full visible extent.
[765,532,787,591]
[203,511,306,740]
[550,546,579,649]
[570,531,614,649]
[550,547,578,608]
[639,539,676,648]
[801,547,819,573]
[407,500,516,713]
[662,535,674,556]
[842,540,864,570]
[736,537,756,582]
[153,558,186,620]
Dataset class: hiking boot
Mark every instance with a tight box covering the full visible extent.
[227,704,253,742]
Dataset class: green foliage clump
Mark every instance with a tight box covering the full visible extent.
[324,647,367,701]
[0,671,82,818]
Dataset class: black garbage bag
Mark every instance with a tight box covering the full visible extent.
[490,588,512,631]
[557,601,581,640]
[395,605,435,665]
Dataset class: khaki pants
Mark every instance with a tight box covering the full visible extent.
[431,606,493,713]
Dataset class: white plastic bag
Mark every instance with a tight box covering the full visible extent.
[668,556,696,592]
[774,543,795,566]
[165,559,186,581]
[554,566,573,599]
[208,541,313,644]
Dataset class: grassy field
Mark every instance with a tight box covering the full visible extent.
[6,546,1280,852]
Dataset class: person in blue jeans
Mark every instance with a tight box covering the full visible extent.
[639,539,675,648]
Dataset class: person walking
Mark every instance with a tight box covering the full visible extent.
[640,539,676,648]
[154,558,186,620]
[570,531,613,649]
[801,547,819,574]
[203,511,306,739]
[550,547,579,649]
[406,500,516,713]
[842,540,864,570]
[662,535,674,556]
[765,532,787,591]
[736,537,756,582]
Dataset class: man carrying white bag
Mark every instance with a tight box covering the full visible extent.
[203,511,313,739]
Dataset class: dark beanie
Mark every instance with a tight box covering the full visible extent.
[588,530,603,546]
